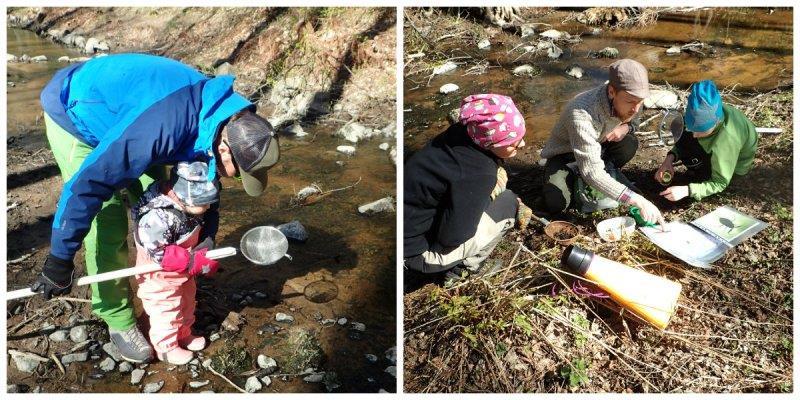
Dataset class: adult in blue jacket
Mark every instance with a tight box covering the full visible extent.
[31,53,279,362]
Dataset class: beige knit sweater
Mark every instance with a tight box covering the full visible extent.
[540,84,629,200]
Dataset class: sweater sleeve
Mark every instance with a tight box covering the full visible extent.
[688,134,743,201]
[436,173,495,247]
[567,109,629,200]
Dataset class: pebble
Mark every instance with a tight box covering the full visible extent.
[209,332,221,342]
[258,323,281,335]
[9,350,47,373]
[142,380,164,393]
[337,318,348,325]
[365,354,378,363]
[69,325,89,342]
[260,375,272,387]
[254,291,267,299]
[118,361,133,373]
[189,380,210,389]
[61,351,89,365]
[221,311,243,332]
[378,142,390,151]
[385,366,397,378]
[277,220,309,243]
[432,61,457,75]
[275,312,294,323]
[130,369,146,385]
[477,39,491,49]
[191,370,200,378]
[439,83,459,94]
[321,319,336,326]
[358,197,394,215]
[102,342,123,362]
[57,55,70,62]
[99,357,116,372]
[336,145,356,156]
[245,376,262,392]
[304,372,325,383]
[547,43,563,59]
[351,322,366,332]
[566,65,584,79]
[385,346,397,364]
[257,355,278,374]
[49,329,69,342]
[513,64,535,77]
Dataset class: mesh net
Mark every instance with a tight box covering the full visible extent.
[240,226,289,265]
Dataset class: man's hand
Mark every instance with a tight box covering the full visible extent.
[603,124,630,143]
[660,186,689,202]
[31,255,75,300]
[630,193,665,227]
[654,154,675,185]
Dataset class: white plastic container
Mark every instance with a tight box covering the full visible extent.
[597,216,636,242]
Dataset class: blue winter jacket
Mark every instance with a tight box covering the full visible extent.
[40,53,253,261]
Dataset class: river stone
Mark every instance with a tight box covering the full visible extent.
[143,380,164,393]
[385,346,397,364]
[70,325,89,342]
[99,357,116,372]
[365,354,378,363]
[477,39,491,49]
[539,29,565,40]
[666,46,682,55]
[245,376,262,392]
[260,375,272,387]
[57,55,70,62]
[275,313,294,323]
[209,332,221,342]
[8,54,18,62]
[277,220,309,242]
[31,55,47,62]
[547,43,563,59]
[61,351,89,365]
[378,142,390,151]
[358,197,394,215]
[351,322,366,332]
[118,361,133,373]
[432,61,457,75]
[304,372,325,383]
[385,366,397,378]
[102,342,123,361]
[9,350,47,373]
[257,355,278,374]
[337,122,375,143]
[644,90,680,109]
[285,122,308,137]
[513,64,535,77]
[439,83,459,94]
[72,35,86,49]
[189,380,210,388]
[130,369,145,385]
[20,54,30,62]
[566,65,584,79]
[49,329,69,342]
[337,317,348,325]
[336,145,356,156]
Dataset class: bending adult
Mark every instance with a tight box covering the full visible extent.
[32,53,280,363]
[540,59,664,225]
[404,94,531,280]
[655,80,758,201]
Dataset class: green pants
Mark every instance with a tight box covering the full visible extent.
[45,114,165,330]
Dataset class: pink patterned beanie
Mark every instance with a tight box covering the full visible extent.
[459,94,526,149]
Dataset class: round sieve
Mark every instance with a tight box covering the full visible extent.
[240,226,291,265]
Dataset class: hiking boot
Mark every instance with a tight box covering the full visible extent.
[157,347,194,365]
[178,335,207,351]
[108,326,153,363]
[443,259,505,286]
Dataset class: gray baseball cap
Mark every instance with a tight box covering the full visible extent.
[609,59,650,99]
[225,110,280,197]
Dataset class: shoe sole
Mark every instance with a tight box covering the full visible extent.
[118,353,153,364]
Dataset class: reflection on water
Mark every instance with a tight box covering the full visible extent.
[404,9,792,150]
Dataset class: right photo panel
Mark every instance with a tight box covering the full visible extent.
[403,7,793,393]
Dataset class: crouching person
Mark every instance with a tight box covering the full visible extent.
[404,94,532,281]
[656,80,758,201]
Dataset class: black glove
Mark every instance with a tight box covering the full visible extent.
[194,236,215,252]
[31,254,75,300]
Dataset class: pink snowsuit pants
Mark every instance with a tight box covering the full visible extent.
[134,227,200,353]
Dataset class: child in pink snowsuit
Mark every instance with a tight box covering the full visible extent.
[132,161,220,365]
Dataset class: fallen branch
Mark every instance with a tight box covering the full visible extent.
[50,353,66,375]
[207,364,247,393]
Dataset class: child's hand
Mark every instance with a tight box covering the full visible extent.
[187,249,219,276]
[161,245,218,275]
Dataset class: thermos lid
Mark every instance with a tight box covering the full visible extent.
[561,245,594,276]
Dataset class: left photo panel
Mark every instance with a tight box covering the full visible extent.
[6,7,397,393]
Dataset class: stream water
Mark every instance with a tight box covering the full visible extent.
[7,27,396,393]
[404,8,793,151]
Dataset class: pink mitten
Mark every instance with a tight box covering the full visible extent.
[187,249,219,276]
[161,245,191,273]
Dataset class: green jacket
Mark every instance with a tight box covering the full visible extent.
[671,104,758,201]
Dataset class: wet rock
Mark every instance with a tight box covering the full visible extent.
[142,380,164,393]
[49,329,69,342]
[351,322,366,332]
[284,122,308,138]
[477,39,491,49]
[9,350,47,373]
[61,351,89,365]
[337,318,348,326]
[513,64,535,77]
[439,83,459,94]
[566,65,584,80]
[365,354,378,363]
[221,311,243,332]
[245,376,262,392]
[31,55,47,62]
[257,355,278,374]
[385,346,397,364]
[594,47,619,58]
[540,29,566,40]
[432,61,457,75]
[546,43,563,59]
[666,46,682,55]
[209,332,221,342]
[260,375,272,387]
[70,325,89,342]
[20,54,30,62]
[644,90,680,109]
[358,197,394,215]
[102,342,123,362]
[385,366,397,378]
[277,220,309,242]
[131,368,146,385]
[378,142,390,151]
[8,53,18,62]
[84,37,110,54]
[118,361,133,373]
[304,372,325,383]
[189,380,209,389]
[258,323,281,335]
[337,122,376,143]
[99,357,116,372]
[58,55,70,62]
[336,145,356,156]
[275,312,294,323]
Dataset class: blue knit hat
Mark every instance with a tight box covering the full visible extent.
[171,161,220,206]
[685,80,723,132]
